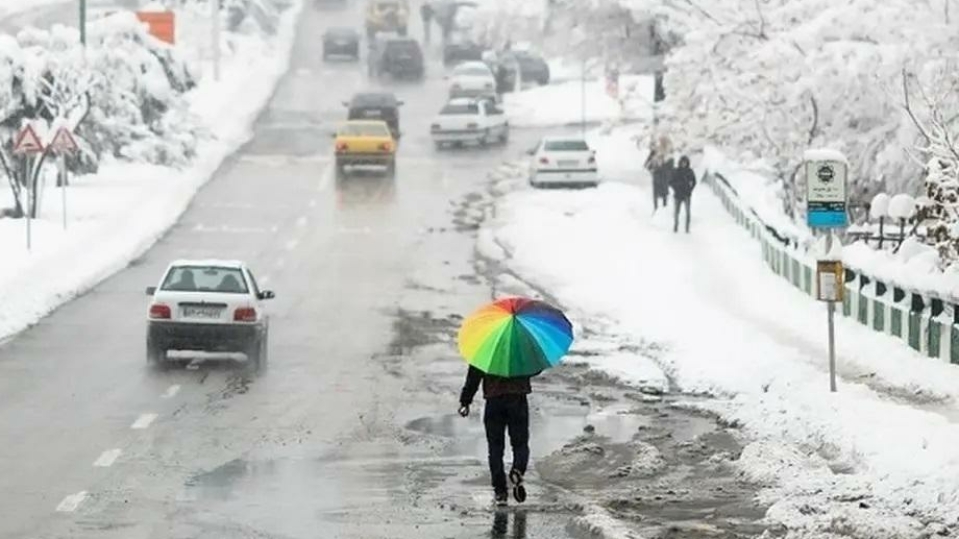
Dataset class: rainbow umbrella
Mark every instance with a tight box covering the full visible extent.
[458,297,574,378]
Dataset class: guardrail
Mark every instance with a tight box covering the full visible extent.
[704,170,959,365]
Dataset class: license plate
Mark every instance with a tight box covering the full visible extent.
[335,39,351,46]
[558,160,578,167]
[363,109,382,117]
[182,306,222,319]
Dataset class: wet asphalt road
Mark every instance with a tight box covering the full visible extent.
[0,3,586,539]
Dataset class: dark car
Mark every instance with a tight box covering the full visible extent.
[501,50,550,88]
[443,38,484,66]
[370,37,424,79]
[323,27,360,60]
[344,92,404,138]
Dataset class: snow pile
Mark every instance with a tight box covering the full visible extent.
[504,74,652,127]
[0,0,302,340]
[482,125,959,536]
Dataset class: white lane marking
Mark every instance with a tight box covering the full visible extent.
[160,385,181,399]
[131,413,158,430]
[56,491,88,512]
[317,161,334,192]
[284,238,300,251]
[93,449,122,468]
[296,216,308,228]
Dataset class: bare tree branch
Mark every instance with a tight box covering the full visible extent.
[902,68,933,145]
[754,0,767,39]
[807,94,819,144]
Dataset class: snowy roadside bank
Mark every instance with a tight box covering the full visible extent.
[479,126,959,537]
[0,1,302,341]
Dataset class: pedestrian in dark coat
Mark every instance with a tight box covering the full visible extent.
[459,365,539,506]
[645,136,672,211]
[670,155,697,233]
[420,3,433,44]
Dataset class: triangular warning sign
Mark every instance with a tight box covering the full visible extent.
[50,127,79,154]
[13,124,44,155]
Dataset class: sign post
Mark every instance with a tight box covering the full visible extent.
[804,149,849,393]
[50,127,80,230]
[13,124,45,251]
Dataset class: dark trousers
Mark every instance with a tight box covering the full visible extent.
[674,196,691,232]
[653,190,667,210]
[484,395,529,494]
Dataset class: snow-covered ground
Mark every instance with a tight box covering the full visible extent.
[503,74,652,128]
[481,124,959,536]
[0,0,68,18]
[0,2,301,340]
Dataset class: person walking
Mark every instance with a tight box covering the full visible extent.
[645,136,672,211]
[420,2,433,44]
[459,365,538,506]
[670,155,697,233]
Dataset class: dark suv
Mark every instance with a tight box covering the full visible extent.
[344,92,404,139]
[370,37,424,79]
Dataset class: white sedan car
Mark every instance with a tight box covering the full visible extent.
[447,61,496,98]
[145,259,274,370]
[528,136,600,188]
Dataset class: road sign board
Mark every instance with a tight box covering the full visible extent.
[806,159,848,228]
[50,127,79,153]
[13,124,44,155]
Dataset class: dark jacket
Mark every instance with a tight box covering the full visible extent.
[670,156,696,200]
[459,365,535,406]
[651,157,674,196]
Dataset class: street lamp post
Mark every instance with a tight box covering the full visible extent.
[212,0,221,80]
[79,0,86,46]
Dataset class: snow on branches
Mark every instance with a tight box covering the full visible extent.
[625,0,959,210]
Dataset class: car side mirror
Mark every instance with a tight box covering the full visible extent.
[146,286,156,296]
[258,290,275,300]
[397,100,405,106]
[330,132,338,138]
[525,148,535,156]
[342,101,349,107]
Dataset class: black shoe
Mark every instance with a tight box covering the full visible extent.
[494,491,509,507]
[509,469,527,503]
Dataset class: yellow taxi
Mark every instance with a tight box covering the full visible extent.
[365,0,409,37]
[334,120,396,176]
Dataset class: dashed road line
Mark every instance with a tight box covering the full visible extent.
[131,413,158,430]
[55,491,88,512]
[160,385,181,399]
[93,449,122,468]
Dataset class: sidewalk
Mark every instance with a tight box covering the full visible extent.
[483,125,959,537]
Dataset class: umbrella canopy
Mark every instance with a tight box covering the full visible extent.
[458,297,573,377]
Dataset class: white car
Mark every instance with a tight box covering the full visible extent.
[447,61,496,98]
[145,259,274,370]
[528,136,599,188]
[431,97,509,148]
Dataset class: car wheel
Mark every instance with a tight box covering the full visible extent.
[479,129,491,146]
[434,141,445,150]
[147,339,167,369]
[386,158,396,176]
[247,331,267,372]
[498,128,509,144]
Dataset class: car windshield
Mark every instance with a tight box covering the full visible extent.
[544,140,590,151]
[454,65,489,76]
[440,103,479,115]
[386,42,421,56]
[161,266,249,294]
[339,122,390,136]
